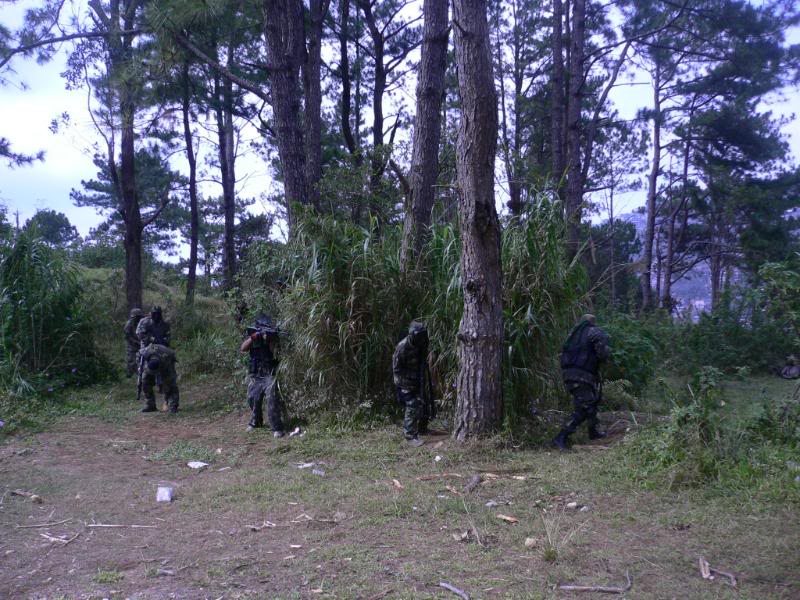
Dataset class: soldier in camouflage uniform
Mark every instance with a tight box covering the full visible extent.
[136,305,171,348]
[124,308,144,377]
[392,321,434,447]
[552,314,611,450]
[240,315,284,436]
[140,343,180,413]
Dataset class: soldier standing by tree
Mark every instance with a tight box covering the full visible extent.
[123,307,143,378]
[392,321,434,447]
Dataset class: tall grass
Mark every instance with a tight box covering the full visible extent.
[0,230,110,398]
[242,198,586,427]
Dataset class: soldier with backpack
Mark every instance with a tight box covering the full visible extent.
[552,314,611,450]
[139,343,180,413]
[392,321,435,447]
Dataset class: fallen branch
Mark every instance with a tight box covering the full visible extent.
[439,581,470,600]
[557,570,632,594]
[417,473,464,481]
[248,521,277,532]
[11,489,43,504]
[86,523,158,529]
[699,557,737,587]
[16,518,72,529]
[44,532,80,556]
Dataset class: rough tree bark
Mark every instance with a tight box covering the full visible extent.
[181,61,199,305]
[303,0,329,212]
[641,62,662,311]
[399,0,449,272]
[550,0,566,195]
[662,133,690,311]
[452,0,504,441]
[564,0,586,253]
[264,0,309,228]
[213,59,237,290]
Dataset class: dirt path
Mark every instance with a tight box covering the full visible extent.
[1,387,798,599]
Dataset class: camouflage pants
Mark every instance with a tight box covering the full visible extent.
[398,387,430,440]
[142,365,179,411]
[561,382,599,434]
[126,345,139,378]
[247,375,283,432]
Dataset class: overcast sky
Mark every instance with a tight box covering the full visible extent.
[1,1,799,239]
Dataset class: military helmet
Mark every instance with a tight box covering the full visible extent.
[581,313,597,326]
[408,320,428,348]
[408,320,427,335]
[151,305,162,315]
[130,307,143,318]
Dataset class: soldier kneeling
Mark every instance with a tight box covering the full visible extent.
[140,343,180,414]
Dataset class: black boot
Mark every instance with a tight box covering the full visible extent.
[141,404,157,413]
[551,430,570,451]
[588,426,607,440]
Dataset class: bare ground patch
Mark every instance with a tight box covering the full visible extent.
[1,382,798,599]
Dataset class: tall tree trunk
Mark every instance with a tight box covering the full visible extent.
[609,182,616,308]
[640,63,661,311]
[550,0,565,194]
[452,0,503,441]
[264,0,309,229]
[121,103,143,311]
[564,0,585,252]
[338,0,356,155]
[182,62,199,305]
[303,0,327,211]
[214,64,237,290]
[399,0,449,272]
[359,1,386,212]
[663,134,690,312]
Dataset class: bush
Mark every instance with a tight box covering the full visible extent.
[0,231,111,396]
[239,198,586,427]
[615,367,800,498]
[602,314,661,394]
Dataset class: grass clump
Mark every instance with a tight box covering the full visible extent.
[149,440,216,464]
[91,569,123,584]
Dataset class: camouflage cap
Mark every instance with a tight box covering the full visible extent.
[151,305,162,314]
[130,307,143,318]
[581,314,597,325]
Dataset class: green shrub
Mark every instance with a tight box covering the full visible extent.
[602,314,661,393]
[239,198,586,428]
[0,231,111,397]
[615,368,800,499]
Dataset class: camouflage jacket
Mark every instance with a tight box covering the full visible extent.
[561,325,610,385]
[392,336,425,391]
[141,343,177,372]
[136,317,171,348]
[124,317,142,348]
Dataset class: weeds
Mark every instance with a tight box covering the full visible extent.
[149,440,216,464]
[539,507,589,562]
[91,569,123,584]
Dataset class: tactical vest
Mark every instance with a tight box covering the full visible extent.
[560,321,598,376]
[249,341,277,377]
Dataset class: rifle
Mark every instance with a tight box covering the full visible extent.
[136,351,145,403]
[246,325,290,338]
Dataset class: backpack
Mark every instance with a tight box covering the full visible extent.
[560,320,598,374]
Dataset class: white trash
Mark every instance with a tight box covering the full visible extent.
[187,461,209,470]
[156,486,173,503]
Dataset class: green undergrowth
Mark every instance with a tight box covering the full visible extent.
[601,372,800,504]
